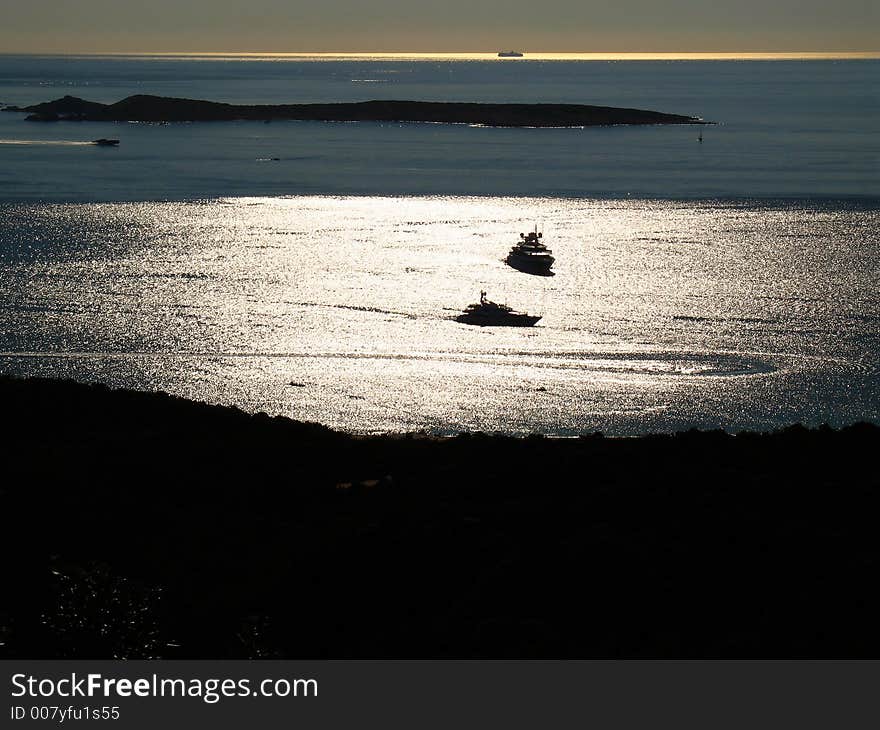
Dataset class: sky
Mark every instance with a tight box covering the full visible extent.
[0,0,877,54]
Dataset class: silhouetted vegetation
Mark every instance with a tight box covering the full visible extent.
[14,94,705,127]
[1,376,877,658]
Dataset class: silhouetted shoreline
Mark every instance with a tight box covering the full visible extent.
[2,376,878,658]
[8,94,705,127]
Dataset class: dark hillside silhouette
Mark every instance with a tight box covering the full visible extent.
[1,376,877,658]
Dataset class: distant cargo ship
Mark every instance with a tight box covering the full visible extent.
[497,50,524,58]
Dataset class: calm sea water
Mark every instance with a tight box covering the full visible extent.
[0,56,877,433]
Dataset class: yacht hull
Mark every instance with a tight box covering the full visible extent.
[455,313,541,327]
[505,253,555,276]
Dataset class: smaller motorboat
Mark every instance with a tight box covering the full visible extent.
[456,291,541,327]
[92,138,120,146]
[498,51,524,58]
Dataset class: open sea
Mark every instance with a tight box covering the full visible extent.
[0,54,877,433]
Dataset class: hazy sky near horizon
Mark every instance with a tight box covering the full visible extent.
[1,0,877,54]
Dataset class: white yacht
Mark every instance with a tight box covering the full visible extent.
[456,291,541,327]
[505,227,555,275]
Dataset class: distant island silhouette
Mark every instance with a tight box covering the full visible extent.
[1,375,878,659]
[8,94,706,127]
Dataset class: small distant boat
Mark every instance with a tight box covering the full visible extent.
[456,291,540,327]
[91,138,120,146]
[497,50,524,58]
[505,226,555,276]
[698,130,703,143]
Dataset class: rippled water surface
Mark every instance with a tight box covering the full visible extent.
[1,57,877,432]
[2,196,877,433]
[1,56,878,200]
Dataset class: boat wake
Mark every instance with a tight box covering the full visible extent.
[0,139,93,146]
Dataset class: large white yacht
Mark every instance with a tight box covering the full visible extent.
[505,227,555,275]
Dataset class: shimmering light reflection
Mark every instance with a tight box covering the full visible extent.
[90,52,880,61]
[0,196,877,434]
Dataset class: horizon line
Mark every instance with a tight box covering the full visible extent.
[2,51,879,61]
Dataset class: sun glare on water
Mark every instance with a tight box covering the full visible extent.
[92,51,880,62]
[1,195,877,434]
